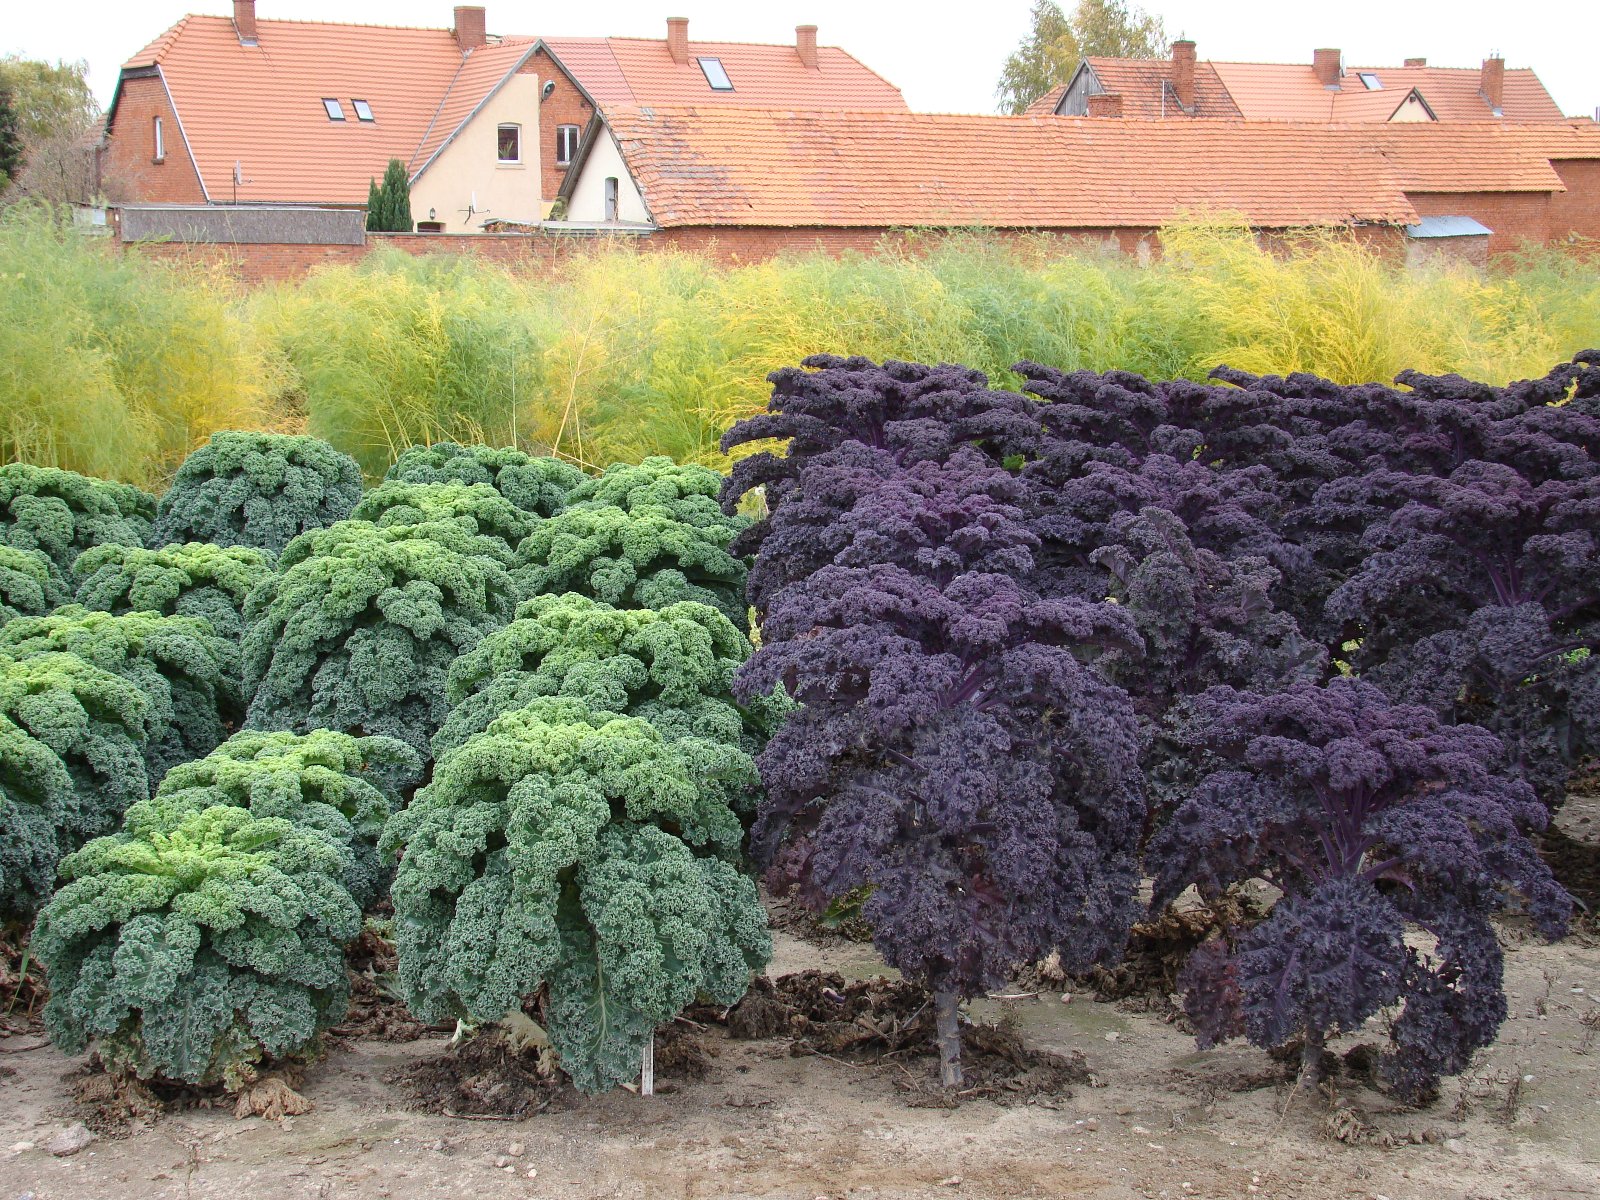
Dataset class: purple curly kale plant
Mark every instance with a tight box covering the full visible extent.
[1329,461,1600,803]
[736,564,1145,1087]
[1147,679,1571,1101]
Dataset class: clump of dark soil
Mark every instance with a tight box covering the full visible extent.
[62,1067,167,1138]
[1538,823,1598,930]
[387,1030,579,1119]
[1,923,47,1036]
[726,971,1091,1106]
[763,886,874,946]
[331,925,429,1042]
[1062,894,1265,1020]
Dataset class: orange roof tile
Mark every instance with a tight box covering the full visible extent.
[116,15,523,204]
[541,36,907,111]
[1353,121,1600,191]
[598,108,1421,230]
[1024,84,1069,116]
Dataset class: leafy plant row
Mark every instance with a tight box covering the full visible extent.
[721,350,1593,1098]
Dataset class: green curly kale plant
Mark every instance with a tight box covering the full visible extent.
[0,607,238,784]
[350,481,535,559]
[513,504,750,629]
[434,592,782,760]
[565,457,740,531]
[0,546,69,625]
[242,520,518,757]
[155,729,422,909]
[0,463,154,577]
[0,652,151,848]
[386,443,584,517]
[73,542,275,642]
[382,699,770,1093]
[33,800,359,1087]
[149,432,363,553]
[0,711,77,919]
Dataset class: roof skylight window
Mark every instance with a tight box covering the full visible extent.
[352,99,374,122]
[1358,72,1382,90]
[697,57,734,91]
[322,98,346,120]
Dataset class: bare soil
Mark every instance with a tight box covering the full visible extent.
[2,917,1597,1200]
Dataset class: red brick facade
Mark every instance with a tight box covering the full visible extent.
[1551,160,1600,245]
[102,74,206,204]
[1405,191,1554,255]
[520,48,595,202]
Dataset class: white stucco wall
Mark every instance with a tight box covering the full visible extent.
[411,71,545,233]
[564,128,652,225]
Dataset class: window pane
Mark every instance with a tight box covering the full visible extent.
[697,57,733,90]
[555,124,578,165]
[323,98,345,120]
[498,124,520,162]
[353,99,374,121]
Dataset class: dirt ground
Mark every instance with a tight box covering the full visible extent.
[1,916,1595,1200]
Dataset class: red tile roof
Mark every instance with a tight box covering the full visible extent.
[540,36,907,111]
[598,108,1423,230]
[1032,55,1567,124]
[116,15,531,204]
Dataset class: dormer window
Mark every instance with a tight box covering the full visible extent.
[1358,72,1382,90]
[697,57,733,91]
[322,98,345,120]
[352,99,374,122]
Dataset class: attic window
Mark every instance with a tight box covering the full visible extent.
[322,98,346,120]
[498,124,521,163]
[1358,72,1382,90]
[697,57,734,91]
[352,99,374,122]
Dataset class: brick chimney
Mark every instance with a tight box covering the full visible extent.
[1480,56,1505,115]
[233,0,258,45]
[1313,48,1343,88]
[1171,40,1196,110]
[796,25,818,69]
[1087,92,1123,118]
[1404,57,1427,67]
[667,17,689,65]
[454,6,486,51]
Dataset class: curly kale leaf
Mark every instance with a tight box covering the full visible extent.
[0,606,238,784]
[351,481,536,559]
[513,504,750,630]
[150,432,363,553]
[154,729,422,909]
[0,545,70,626]
[383,699,768,1092]
[1148,678,1571,1099]
[243,520,518,758]
[33,801,359,1087]
[386,443,585,517]
[72,541,275,643]
[0,463,154,577]
[435,591,783,762]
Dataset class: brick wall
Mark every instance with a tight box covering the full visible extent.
[102,74,207,204]
[522,49,595,202]
[1405,191,1553,256]
[122,222,1419,286]
[1550,160,1600,245]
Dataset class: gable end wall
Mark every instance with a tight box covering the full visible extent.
[103,74,206,204]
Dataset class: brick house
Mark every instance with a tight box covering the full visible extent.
[558,108,1600,258]
[103,4,906,229]
[1027,42,1571,123]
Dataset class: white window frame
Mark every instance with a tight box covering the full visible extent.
[322,98,346,121]
[603,176,619,222]
[497,123,522,164]
[152,115,165,162]
[555,124,579,166]
[352,99,374,122]
[1358,72,1382,90]
[697,57,734,91]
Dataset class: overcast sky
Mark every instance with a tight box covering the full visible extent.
[7,0,1598,119]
